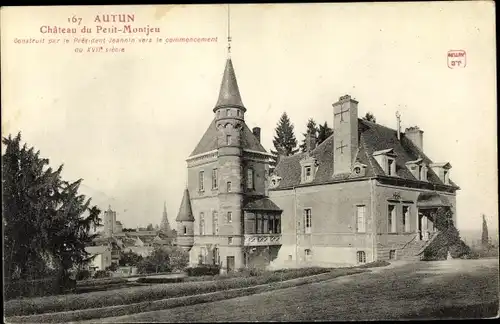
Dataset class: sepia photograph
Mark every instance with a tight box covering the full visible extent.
[1,2,498,322]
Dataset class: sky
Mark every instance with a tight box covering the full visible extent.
[1,3,497,234]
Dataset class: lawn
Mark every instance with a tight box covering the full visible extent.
[5,267,362,317]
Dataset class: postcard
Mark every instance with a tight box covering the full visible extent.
[1,3,498,322]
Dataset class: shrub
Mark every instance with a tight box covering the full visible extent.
[75,270,91,281]
[186,264,221,277]
[76,277,128,287]
[4,277,61,300]
[136,277,185,284]
[93,270,110,279]
[105,263,119,272]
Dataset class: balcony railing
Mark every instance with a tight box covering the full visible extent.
[243,234,281,246]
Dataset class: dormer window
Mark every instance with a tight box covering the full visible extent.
[430,162,452,185]
[351,162,367,177]
[269,175,282,189]
[305,166,312,180]
[406,158,427,181]
[299,155,318,184]
[373,148,397,177]
[387,159,395,176]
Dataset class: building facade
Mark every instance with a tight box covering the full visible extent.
[176,58,459,271]
[268,95,459,268]
[175,57,282,272]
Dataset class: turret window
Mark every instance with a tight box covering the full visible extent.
[227,211,232,223]
[237,110,241,117]
[227,181,232,192]
[212,169,218,189]
[212,211,219,235]
[226,109,230,116]
[247,168,254,189]
[226,135,232,145]
[199,213,205,235]
[199,171,204,191]
[183,226,187,235]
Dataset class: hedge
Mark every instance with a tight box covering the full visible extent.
[355,260,391,269]
[136,277,185,284]
[5,268,367,323]
[185,264,221,277]
[76,277,128,287]
[4,267,334,317]
[4,278,62,300]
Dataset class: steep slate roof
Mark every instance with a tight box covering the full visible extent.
[189,120,267,157]
[243,197,282,211]
[214,58,246,110]
[176,188,195,222]
[273,119,458,190]
[189,57,267,157]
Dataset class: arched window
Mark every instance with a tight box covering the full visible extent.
[357,251,366,263]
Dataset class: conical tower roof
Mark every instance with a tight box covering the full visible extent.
[176,188,194,222]
[213,58,246,111]
[161,201,172,232]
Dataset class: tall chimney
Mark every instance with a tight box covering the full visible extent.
[252,127,261,143]
[332,94,359,175]
[405,126,424,151]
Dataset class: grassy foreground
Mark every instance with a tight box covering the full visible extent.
[5,267,357,317]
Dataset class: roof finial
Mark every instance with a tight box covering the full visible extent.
[396,110,401,140]
[227,4,232,57]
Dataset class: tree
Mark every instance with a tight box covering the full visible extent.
[137,247,171,274]
[271,112,299,165]
[2,133,101,284]
[146,223,154,231]
[363,112,376,123]
[481,214,489,249]
[119,251,143,267]
[136,246,188,274]
[299,119,318,152]
[317,122,333,146]
[167,246,189,271]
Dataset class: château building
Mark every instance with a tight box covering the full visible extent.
[175,57,459,271]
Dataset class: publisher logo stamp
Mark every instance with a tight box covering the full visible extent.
[447,50,466,69]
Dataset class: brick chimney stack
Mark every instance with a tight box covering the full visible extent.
[252,127,261,143]
[405,126,424,151]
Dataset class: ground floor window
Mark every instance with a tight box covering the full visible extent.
[357,251,366,264]
[389,249,396,260]
[305,249,312,262]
